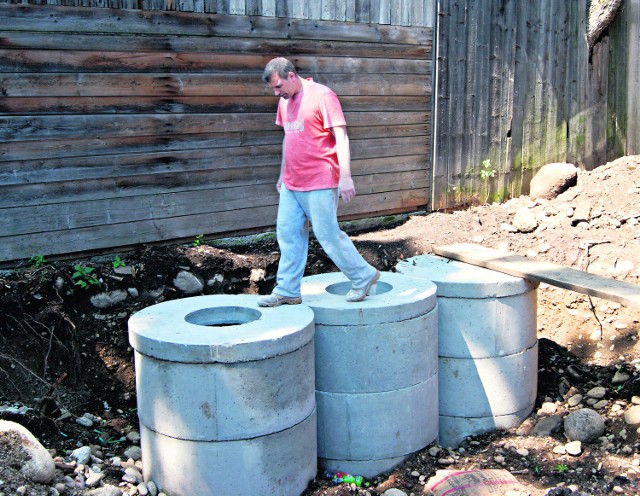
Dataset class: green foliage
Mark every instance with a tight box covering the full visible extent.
[112,256,126,269]
[71,264,101,289]
[28,254,46,268]
[192,234,204,247]
[479,159,496,181]
[554,463,569,473]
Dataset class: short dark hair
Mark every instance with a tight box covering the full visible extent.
[262,57,297,84]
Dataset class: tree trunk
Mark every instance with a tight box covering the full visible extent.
[587,0,623,49]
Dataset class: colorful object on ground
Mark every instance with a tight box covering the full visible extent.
[328,471,365,487]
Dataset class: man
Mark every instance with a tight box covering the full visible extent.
[258,57,379,307]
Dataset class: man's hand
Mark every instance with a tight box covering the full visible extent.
[276,176,283,192]
[338,175,356,203]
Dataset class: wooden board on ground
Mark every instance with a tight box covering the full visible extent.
[432,243,640,309]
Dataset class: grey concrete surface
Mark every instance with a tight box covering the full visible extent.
[301,271,439,477]
[129,294,317,495]
[141,410,317,496]
[396,254,539,447]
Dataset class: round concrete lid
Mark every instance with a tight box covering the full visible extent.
[128,294,315,363]
[396,254,538,298]
[300,271,437,325]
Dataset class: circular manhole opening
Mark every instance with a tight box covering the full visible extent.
[185,306,262,327]
[325,280,393,296]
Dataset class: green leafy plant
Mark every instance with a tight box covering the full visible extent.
[28,254,46,268]
[479,159,497,203]
[112,256,126,269]
[554,463,569,473]
[479,159,496,180]
[193,234,204,247]
[71,264,101,289]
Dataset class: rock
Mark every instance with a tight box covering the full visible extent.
[122,466,143,484]
[172,270,204,294]
[586,386,606,399]
[86,486,123,496]
[565,440,582,456]
[76,415,94,428]
[146,481,158,496]
[124,445,142,461]
[529,162,578,200]
[90,290,128,309]
[0,420,55,483]
[530,415,563,437]
[568,394,583,407]
[85,471,106,487]
[564,408,606,442]
[612,369,630,384]
[383,489,408,496]
[250,268,265,282]
[624,405,640,425]
[126,430,141,443]
[71,446,93,465]
[512,207,538,233]
[571,200,592,225]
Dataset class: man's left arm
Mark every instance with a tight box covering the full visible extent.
[331,125,356,203]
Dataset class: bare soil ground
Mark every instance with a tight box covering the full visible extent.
[1,155,640,495]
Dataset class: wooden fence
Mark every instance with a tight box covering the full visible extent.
[432,0,640,210]
[0,2,434,262]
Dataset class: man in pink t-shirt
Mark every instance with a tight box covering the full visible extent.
[258,57,379,307]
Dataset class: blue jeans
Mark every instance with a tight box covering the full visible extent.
[273,186,377,298]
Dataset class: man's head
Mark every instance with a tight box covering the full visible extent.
[262,57,300,100]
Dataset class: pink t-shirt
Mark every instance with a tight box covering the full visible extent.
[276,79,347,191]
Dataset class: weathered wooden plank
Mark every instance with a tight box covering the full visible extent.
[0,94,428,115]
[2,188,428,261]
[433,243,640,309]
[2,169,428,236]
[0,111,428,142]
[1,30,431,58]
[0,49,431,74]
[1,136,428,188]
[0,4,432,44]
[0,124,429,161]
[0,73,431,98]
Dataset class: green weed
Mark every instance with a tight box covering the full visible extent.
[71,264,101,289]
[28,254,46,268]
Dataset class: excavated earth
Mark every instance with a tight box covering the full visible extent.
[1,155,640,495]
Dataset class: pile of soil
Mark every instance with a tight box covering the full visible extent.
[1,155,640,495]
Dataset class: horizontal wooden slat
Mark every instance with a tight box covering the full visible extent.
[0,5,432,45]
[0,73,430,98]
[0,111,428,142]
[0,124,429,161]
[0,50,430,74]
[0,95,428,115]
[1,188,429,261]
[2,170,428,236]
[1,136,427,188]
[0,31,431,59]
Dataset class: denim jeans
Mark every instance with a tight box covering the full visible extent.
[273,185,377,298]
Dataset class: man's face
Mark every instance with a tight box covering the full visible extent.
[267,71,297,100]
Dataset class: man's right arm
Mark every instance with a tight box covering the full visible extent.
[277,137,285,192]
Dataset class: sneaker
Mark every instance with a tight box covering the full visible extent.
[346,270,380,302]
[257,293,302,307]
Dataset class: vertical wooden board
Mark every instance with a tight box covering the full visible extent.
[390,0,401,26]
[376,0,390,24]
[291,0,308,18]
[261,0,276,16]
[321,0,335,19]
[355,0,369,23]
[550,1,566,163]
[432,0,449,210]
[628,0,640,154]
[508,0,528,197]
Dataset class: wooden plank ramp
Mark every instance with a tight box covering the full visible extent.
[432,243,640,309]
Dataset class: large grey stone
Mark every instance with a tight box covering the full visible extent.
[529,162,578,199]
[512,207,538,233]
[564,408,605,442]
[0,420,55,483]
